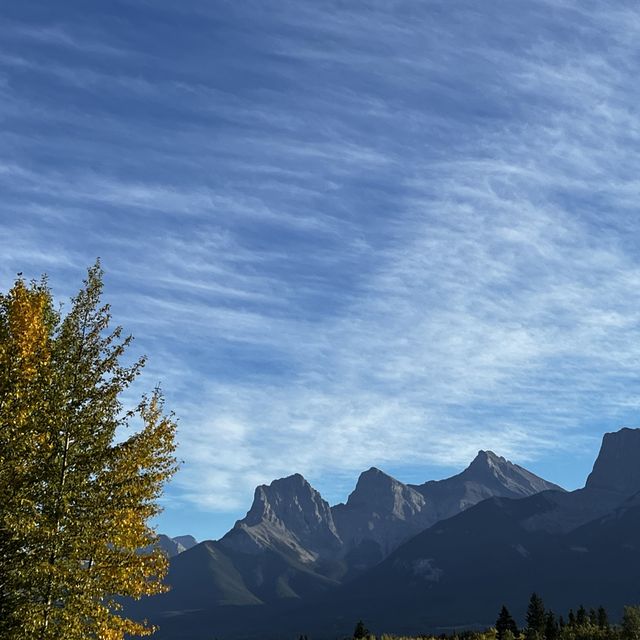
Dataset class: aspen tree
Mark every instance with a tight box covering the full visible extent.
[0,264,177,640]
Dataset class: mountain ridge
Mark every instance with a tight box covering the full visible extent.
[129,444,569,638]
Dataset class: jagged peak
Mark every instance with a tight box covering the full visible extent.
[345,466,424,513]
[349,467,402,498]
[237,472,334,530]
[264,472,309,488]
[464,450,511,476]
[358,466,397,482]
[224,471,341,556]
[470,449,503,465]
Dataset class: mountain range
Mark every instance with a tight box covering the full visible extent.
[130,428,640,639]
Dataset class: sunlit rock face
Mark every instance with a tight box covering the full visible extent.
[219,473,342,563]
[219,452,564,570]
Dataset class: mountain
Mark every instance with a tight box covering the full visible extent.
[413,449,564,516]
[332,451,562,569]
[585,427,640,493]
[155,534,198,558]
[127,475,346,627]
[331,467,430,563]
[288,428,640,638]
[129,448,564,638]
[219,473,342,564]
[172,535,197,551]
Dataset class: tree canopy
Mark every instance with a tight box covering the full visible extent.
[0,264,177,640]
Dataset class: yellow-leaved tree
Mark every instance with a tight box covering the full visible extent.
[0,263,177,640]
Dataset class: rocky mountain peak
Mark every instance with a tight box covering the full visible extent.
[467,450,502,472]
[459,449,562,496]
[244,473,333,530]
[344,467,425,518]
[585,428,640,495]
[221,473,342,559]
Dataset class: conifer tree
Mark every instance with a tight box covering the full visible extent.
[576,605,587,627]
[353,619,370,639]
[496,605,519,640]
[0,265,177,640]
[622,606,640,640]
[597,606,609,630]
[545,611,558,640]
[526,593,546,640]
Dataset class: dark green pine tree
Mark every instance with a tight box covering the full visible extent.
[353,620,369,639]
[545,611,559,640]
[576,605,587,627]
[597,606,610,630]
[496,605,519,640]
[526,593,546,640]
[568,610,576,627]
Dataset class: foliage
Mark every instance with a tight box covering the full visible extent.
[526,593,547,640]
[497,605,519,640]
[0,264,177,640]
[350,595,640,640]
[621,606,640,640]
[354,619,371,638]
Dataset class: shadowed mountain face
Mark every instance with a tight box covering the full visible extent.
[128,428,640,640]
[331,452,562,566]
[155,534,198,558]
[411,449,565,523]
[331,467,430,561]
[281,428,640,639]
[586,428,640,493]
[129,448,567,638]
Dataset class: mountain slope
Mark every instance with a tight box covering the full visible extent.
[155,534,198,558]
[287,429,640,638]
[130,449,567,638]
[411,450,564,524]
[331,450,563,570]
[219,473,342,564]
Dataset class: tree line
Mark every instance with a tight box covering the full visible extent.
[496,593,640,640]
[318,594,640,640]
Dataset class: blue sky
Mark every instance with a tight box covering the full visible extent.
[2,0,640,540]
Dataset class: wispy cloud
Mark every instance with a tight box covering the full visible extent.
[2,0,640,537]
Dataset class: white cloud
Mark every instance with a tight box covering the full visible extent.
[2,0,640,533]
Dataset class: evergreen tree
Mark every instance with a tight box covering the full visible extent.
[576,606,587,627]
[0,266,178,640]
[568,610,576,628]
[597,606,610,630]
[496,605,519,640]
[353,620,370,639]
[545,611,559,640]
[526,593,546,640]
[622,606,640,640]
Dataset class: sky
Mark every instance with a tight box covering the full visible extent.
[2,0,640,541]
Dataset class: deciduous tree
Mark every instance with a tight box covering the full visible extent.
[0,264,177,640]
